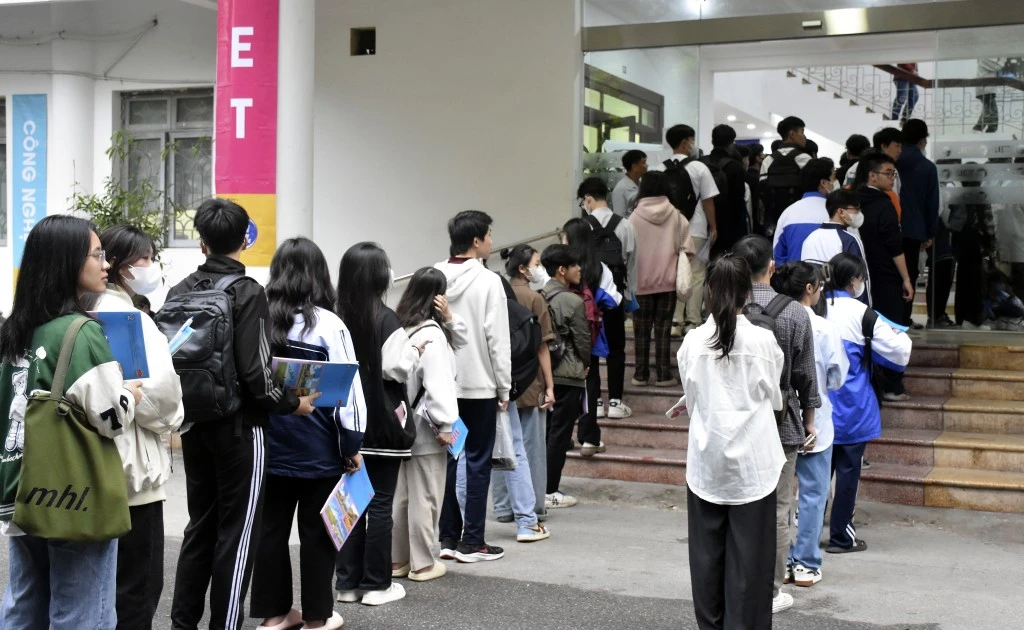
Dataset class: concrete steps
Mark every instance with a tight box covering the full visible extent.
[567,334,1024,513]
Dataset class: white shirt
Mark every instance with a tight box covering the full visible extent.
[678,315,786,505]
[651,153,720,240]
[804,305,849,453]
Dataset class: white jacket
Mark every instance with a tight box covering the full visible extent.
[434,258,511,400]
[383,316,466,456]
[94,285,185,506]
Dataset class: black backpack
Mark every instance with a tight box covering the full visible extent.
[154,274,247,423]
[744,294,795,424]
[761,147,808,236]
[860,308,884,401]
[583,214,627,293]
[498,274,542,401]
[663,158,700,220]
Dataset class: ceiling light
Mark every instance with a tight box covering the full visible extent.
[763,131,773,137]
[746,124,756,130]
[727,115,737,122]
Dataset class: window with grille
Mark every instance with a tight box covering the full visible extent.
[120,90,213,246]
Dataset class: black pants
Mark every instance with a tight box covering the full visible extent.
[688,488,776,630]
[829,442,867,549]
[954,231,985,326]
[926,240,955,321]
[902,238,923,325]
[975,93,999,131]
[583,305,626,446]
[172,423,265,630]
[870,279,907,395]
[633,292,677,382]
[335,456,401,592]
[252,474,339,621]
[117,501,164,630]
[438,398,497,546]
[546,385,584,494]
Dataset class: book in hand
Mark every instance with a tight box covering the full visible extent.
[89,311,150,379]
[320,466,375,551]
[425,412,468,459]
[271,357,360,407]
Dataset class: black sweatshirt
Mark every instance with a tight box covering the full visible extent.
[167,255,299,427]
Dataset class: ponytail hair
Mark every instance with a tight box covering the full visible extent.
[500,244,537,279]
[704,255,753,359]
[773,260,826,317]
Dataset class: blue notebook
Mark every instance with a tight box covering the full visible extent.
[89,311,150,379]
[271,357,360,407]
[320,466,375,551]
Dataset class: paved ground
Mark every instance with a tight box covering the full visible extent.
[2,451,1023,629]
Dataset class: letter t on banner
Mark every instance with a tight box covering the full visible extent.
[215,0,278,266]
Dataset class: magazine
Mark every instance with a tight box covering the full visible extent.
[424,411,468,459]
[271,357,360,407]
[320,466,375,551]
[89,311,150,379]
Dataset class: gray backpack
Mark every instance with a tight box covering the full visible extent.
[154,274,246,423]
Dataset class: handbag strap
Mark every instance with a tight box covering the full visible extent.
[49,317,91,402]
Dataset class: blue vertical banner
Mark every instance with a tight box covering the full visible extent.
[12,94,47,273]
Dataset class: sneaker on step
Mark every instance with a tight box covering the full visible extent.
[655,377,680,388]
[772,591,794,614]
[361,583,406,606]
[336,589,366,603]
[579,442,606,458]
[671,323,683,338]
[882,391,911,402]
[455,542,505,563]
[517,523,551,542]
[607,400,632,419]
[439,538,458,560]
[596,399,607,418]
[545,491,578,509]
[861,457,872,470]
[794,565,822,587]
[630,377,650,387]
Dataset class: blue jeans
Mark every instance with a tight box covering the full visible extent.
[789,445,833,571]
[891,79,919,120]
[492,405,548,521]
[1,535,117,629]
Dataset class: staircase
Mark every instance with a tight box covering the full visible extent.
[564,333,1024,513]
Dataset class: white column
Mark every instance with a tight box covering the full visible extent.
[276,0,316,241]
[49,40,95,213]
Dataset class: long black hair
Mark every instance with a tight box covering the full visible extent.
[396,267,452,346]
[336,242,391,369]
[500,244,537,280]
[266,237,337,351]
[562,218,601,290]
[0,215,97,363]
[772,260,826,317]
[101,225,156,293]
[704,255,753,360]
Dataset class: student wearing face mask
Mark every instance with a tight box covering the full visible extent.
[801,190,870,305]
[92,225,185,630]
[772,158,837,265]
[822,253,911,555]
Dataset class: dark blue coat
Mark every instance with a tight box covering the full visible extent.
[896,144,940,242]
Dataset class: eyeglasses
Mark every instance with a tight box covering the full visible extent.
[88,250,107,264]
[873,170,899,179]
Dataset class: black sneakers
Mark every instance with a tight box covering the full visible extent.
[454,542,504,563]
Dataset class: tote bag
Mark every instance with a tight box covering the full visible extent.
[13,317,131,541]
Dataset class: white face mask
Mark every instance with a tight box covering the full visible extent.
[846,210,865,229]
[528,265,550,290]
[852,279,866,299]
[123,264,162,296]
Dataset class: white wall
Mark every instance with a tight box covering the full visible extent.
[312,0,582,280]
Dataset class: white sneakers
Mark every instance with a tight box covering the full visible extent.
[360,583,406,606]
[579,442,607,458]
[772,591,794,614]
[596,399,607,418]
[545,491,578,509]
[607,400,632,419]
[793,565,822,587]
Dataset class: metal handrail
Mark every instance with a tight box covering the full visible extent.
[392,228,563,285]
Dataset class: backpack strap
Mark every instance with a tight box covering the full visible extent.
[50,316,91,402]
[762,294,794,320]
[213,273,247,292]
[583,214,602,231]
[663,158,676,170]
[605,213,623,232]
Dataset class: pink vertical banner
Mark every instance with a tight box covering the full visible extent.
[215,0,278,265]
